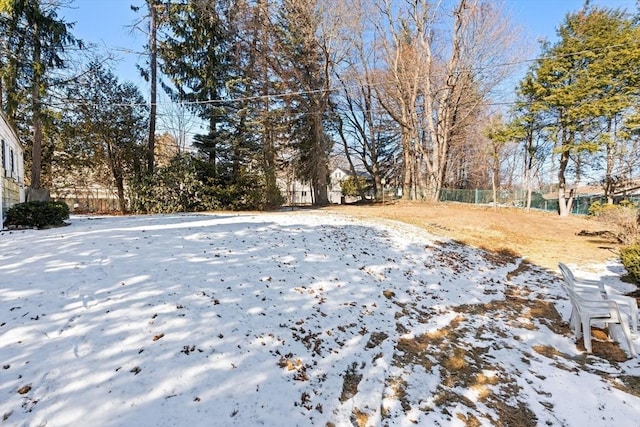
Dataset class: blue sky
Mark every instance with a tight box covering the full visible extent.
[62,0,638,87]
[509,0,637,41]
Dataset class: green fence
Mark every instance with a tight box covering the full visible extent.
[436,188,628,215]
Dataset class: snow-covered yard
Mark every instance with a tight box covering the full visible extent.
[1,212,639,426]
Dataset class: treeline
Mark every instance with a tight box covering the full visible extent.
[496,6,640,216]
[1,1,639,215]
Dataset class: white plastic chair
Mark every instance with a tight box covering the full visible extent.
[558,262,606,295]
[558,262,638,333]
[558,263,636,356]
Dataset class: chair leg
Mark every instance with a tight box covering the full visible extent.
[572,308,583,339]
[629,301,638,333]
[582,318,592,353]
[569,307,580,335]
[618,318,636,356]
[611,297,639,333]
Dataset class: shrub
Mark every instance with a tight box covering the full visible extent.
[129,155,210,214]
[588,200,639,245]
[5,201,70,229]
[128,154,281,214]
[620,243,640,284]
[340,176,368,197]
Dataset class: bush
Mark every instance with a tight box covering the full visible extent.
[129,155,210,214]
[340,176,368,197]
[588,200,639,245]
[128,154,281,214]
[620,243,640,284]
[5,201,70,229]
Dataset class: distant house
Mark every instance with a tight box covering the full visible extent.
[328,168,348,204]
[275,167,368,206]
[329,167,374,204]
[1,113,25,227]
[276,175,314,206]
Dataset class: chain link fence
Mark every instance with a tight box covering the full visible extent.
[436,188,628,215]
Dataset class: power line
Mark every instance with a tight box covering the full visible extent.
[17,36,638,116]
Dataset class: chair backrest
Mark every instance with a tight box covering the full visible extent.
[558,262,585,315]
[558,262,575,285]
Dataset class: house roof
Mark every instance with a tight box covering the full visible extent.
[541,185,603,200]
[542,182,640,200]
[331,167,372,180]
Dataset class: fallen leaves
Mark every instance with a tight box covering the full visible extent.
[339,362,362,402]
[278,354,310,381]
[16,385,31,395]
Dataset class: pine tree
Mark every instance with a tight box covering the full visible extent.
[61,62,148,213]
[518,6,640,216]
[270,0,336,206]
[0,0,81,192]
[158,0,230,171]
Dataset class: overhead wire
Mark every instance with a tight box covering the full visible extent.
[37,39,637,111]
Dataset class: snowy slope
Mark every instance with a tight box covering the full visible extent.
[1,212,639,426]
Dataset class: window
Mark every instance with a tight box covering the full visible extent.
[10,148,15,177]
[1,139,5,175]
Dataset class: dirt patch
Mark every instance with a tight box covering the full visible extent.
[385,275,634,425]
[339,362,363,403]
[389,297,540,425]
[615,375,640,398]
[328,201,622,270]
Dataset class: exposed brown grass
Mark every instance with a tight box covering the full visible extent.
[322,201,638,424]
[327,201,622,271]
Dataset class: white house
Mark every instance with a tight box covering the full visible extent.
[1,113,25,227]
[275,167,370,206]
[329,167,374,204]
[276,175,315,206]
[328,168,349,204]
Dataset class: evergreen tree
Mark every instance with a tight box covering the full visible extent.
[0,0,82,192]
[61,62,148,213]
[270,0,337,206]
[517,6,640,215]
[158,0,231,171]
[227,0,286,207]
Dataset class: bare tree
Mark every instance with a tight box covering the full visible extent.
[157,95,197,154]
[373,0,424,199]
[332,0,398,200]
[374,0,521,201]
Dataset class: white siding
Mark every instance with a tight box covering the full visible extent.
[1,113,25,227]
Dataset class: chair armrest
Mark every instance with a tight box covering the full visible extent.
[577,298,629,322]
[607,293,639,310]
[574,278,604,288]
[572,278,606,296]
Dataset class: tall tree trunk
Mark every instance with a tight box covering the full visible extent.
[524,130,534,210]
[604,117,615,204]
[557,128,573,217]
[401,133,413,200]
[147,1,158,175]
[312,108,329,205]
[115,174,126,214]
[105,141,126,214]
[30,19,42,190]
[208,115,217,170]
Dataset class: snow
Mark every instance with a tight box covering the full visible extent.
[1,211,639,426]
